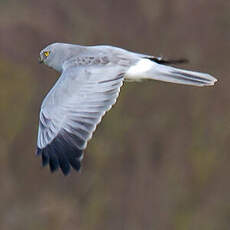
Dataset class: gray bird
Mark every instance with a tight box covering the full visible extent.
[37,43,217,175]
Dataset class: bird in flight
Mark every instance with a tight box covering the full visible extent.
[37,43,217,175]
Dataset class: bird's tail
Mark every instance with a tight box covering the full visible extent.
[126,59,217,87]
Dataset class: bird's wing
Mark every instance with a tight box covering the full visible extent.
[36,63,126,175]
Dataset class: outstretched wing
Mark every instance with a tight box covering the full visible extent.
[36,63,125,175]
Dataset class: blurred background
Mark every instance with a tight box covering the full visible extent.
[0,0,229,229]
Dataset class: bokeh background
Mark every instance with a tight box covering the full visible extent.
[0,0,229,229]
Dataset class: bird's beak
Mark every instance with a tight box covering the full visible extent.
[38,55,43,64]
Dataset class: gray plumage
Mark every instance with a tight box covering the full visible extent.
[36,43,217,175]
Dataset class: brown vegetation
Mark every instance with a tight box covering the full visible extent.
[0,0,229,229]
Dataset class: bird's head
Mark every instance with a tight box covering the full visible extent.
[39,43,76,72]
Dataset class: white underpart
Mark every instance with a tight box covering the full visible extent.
[125,59,154,80]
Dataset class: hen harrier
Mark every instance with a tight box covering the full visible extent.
[36,43,217,175]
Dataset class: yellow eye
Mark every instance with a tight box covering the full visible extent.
[44,51,50,57]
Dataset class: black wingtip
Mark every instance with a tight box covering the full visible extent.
[148,57,189,65]
[37,129,84,175]
[69,157,81,171]
[42,151,49,166]
[36,148,42,156]
[49,152,59,172]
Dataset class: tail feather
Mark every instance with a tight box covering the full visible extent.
[125,59,217,87]
[151,63,217,86]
